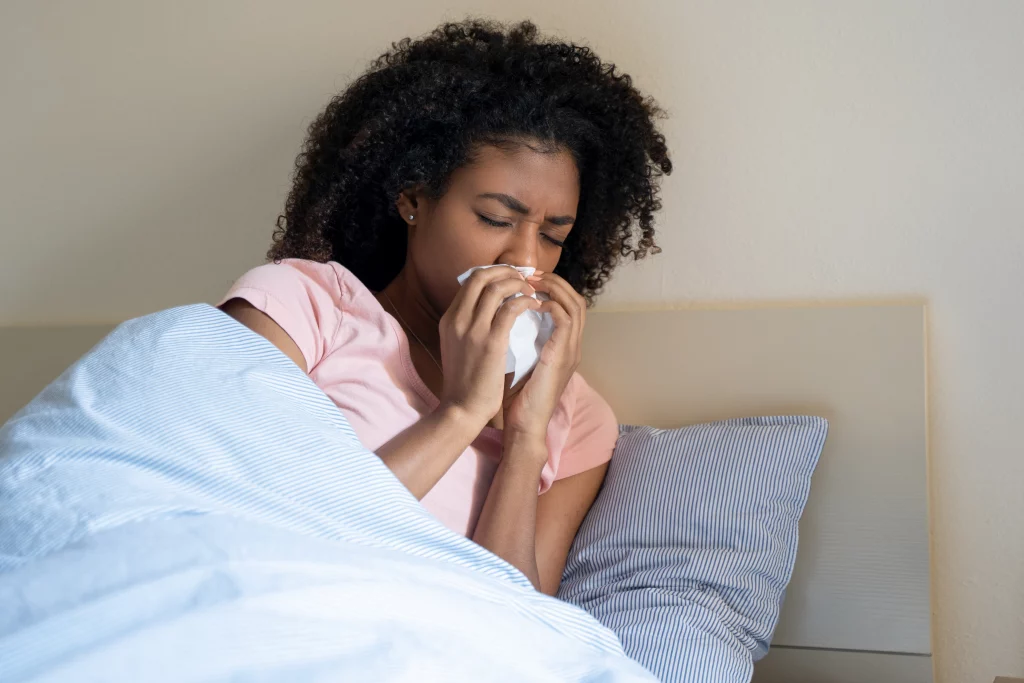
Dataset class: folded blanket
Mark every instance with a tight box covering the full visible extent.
[0,304,654,682]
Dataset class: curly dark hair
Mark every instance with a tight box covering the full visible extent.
[268,19,672,304]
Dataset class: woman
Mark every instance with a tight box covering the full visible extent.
[221,20,671,595]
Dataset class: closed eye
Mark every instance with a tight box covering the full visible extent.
[477,213,513,228]
[478,212,566,248]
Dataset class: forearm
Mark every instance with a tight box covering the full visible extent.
[471,436,547,590]
[375,405,483,500]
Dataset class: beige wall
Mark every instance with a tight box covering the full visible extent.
[2,1,1021,681]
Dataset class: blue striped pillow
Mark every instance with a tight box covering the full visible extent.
[557,417,828,683]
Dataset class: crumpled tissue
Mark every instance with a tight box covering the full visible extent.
[457,265,555,387]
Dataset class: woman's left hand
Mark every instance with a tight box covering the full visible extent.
[502,271,585,458]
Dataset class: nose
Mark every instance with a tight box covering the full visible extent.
[497,224,544,266]
[497,225,539,269]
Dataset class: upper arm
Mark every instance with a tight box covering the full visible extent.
[216,260,344,372]
[221,298,308,373]
[535,461,608,595]
[534,375,618,595]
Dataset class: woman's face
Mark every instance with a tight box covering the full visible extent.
[398,143,580,314]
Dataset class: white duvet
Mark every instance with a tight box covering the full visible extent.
[0,305,654,683]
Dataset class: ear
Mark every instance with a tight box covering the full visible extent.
[395,189,421,225]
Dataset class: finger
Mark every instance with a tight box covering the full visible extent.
[491,294,541,339]
[546,275,585,349]
[472,277,536,331]
[528,272,583,312]
[526,273,585,327]
[528,274,584,350]
[450,266,524,331]
[452,266,521,315]
[536,299,574,363]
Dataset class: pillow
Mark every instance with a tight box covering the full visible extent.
[557,416,828,683]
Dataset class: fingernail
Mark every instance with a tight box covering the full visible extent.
[526,275,541,281]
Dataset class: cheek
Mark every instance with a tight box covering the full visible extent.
[408,210,493,309]
[538,248,563,273]
[414,208,490,270]
[535,236,569,272]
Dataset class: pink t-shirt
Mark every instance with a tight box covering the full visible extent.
[220,259,618,536]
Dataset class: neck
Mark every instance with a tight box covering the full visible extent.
[378,268,442,350]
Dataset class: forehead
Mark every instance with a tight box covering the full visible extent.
[450,143,580,211]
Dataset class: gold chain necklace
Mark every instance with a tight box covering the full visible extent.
[381,291,443,372]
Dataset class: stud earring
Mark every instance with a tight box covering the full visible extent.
[408,215,415,221]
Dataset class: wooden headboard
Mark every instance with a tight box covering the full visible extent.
[0,304,932,682]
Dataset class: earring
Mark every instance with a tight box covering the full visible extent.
[408,215,415,221]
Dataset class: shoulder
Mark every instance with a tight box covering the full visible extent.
[220,259,375,324]
[223,259,360,304]
[220,259,367,370]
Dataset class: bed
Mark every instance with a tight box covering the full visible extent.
[0,303,931,682]
[578,304,932,682]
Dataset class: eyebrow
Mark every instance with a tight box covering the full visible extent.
[478,193,576,227]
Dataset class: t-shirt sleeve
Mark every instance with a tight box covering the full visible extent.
[554,374,620,480]
[218,259,344,371]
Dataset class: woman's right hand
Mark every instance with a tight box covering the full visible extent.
[438,266,540,427]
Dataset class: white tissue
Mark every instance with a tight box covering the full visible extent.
[456,265,555,387]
